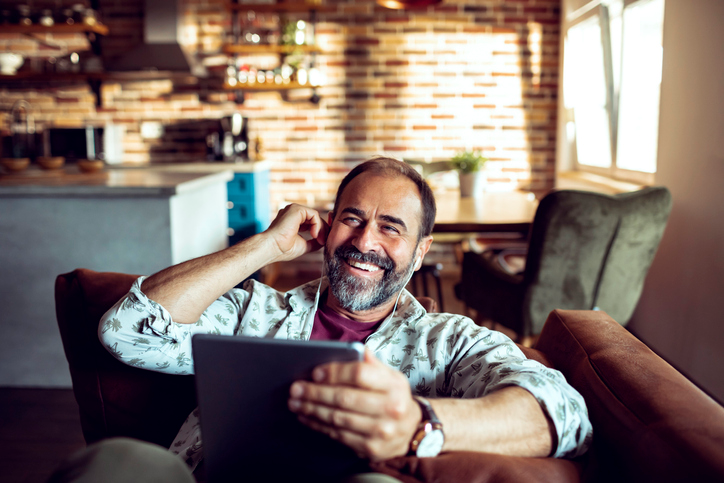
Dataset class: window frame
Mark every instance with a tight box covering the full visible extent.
[561,0,662,186]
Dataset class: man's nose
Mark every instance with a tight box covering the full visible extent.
[351,223,380,254]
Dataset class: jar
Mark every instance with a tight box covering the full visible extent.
[39,10,54,27]
[60,8,75,25]
[82,8,98,26]
[16,5,32,26]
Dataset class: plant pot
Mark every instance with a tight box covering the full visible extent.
[458,171,485,197]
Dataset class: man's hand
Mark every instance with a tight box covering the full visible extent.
[288,350,422,462]
[265,203,329,262]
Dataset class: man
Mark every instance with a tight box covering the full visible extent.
[98,157,591,476]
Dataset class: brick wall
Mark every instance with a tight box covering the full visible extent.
[1,0,561,212]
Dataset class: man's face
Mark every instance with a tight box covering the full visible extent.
[324,172,432,313]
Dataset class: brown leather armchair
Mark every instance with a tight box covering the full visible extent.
[56,269,724,483]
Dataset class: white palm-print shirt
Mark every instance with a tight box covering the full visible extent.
[99,276,592,470]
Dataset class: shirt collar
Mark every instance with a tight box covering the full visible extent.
[285,277,427,324]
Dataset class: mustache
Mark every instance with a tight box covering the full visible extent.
[333,245,395,271]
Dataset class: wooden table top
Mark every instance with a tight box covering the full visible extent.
[433,190,538,233]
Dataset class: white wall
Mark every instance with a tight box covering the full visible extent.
[628,0,724,401]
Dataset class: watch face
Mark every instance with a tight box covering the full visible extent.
[417,429,444,457]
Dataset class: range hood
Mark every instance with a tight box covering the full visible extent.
[110,0,206,76]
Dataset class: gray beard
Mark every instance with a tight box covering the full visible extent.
[324,245,415,312]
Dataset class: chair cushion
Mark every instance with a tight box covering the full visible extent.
[535,309,724,482]
[55,269,197,447]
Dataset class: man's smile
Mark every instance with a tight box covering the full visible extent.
[346,258,383,273]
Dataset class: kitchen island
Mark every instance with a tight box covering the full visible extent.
[0,166,233,387]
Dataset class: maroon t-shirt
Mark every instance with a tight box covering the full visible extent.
[310,291,384,343]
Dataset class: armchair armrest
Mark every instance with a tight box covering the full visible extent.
[535,310,724,483]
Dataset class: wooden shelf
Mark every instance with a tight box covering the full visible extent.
[223,81,319,91]
[0,71,204,83]
[222,43,322,54]
[226,2,335,13]
[3,23,109,36]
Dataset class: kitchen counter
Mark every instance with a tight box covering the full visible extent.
[0,165,234,197]
[108,160,272,173]
[0,165,233,387]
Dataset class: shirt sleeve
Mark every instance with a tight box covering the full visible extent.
[448,325,593,458]
[98,276,251,375]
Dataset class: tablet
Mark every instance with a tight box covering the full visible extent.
[192,335,367,482]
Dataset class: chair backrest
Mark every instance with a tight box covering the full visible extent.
[522,187,671,333]
[594,187,672,323]
[55,269,198,447]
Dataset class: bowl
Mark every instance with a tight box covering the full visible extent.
[77,159,105,173]
[0,53,24,75]
[37,156,66,170]
[1,157,30,172]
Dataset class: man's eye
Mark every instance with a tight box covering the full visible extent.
[343,217,361,225]
[383,225,399,234]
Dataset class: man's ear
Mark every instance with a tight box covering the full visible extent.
[414,235,434,271]
[327,211,335,226]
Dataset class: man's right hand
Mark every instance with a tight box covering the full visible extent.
[265,203,330,262]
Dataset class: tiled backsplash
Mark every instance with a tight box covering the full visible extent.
[1,0,560,211]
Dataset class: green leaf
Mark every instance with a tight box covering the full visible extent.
[415,378,431,397]
[449,150,487,173]
[101,318,122,334]
[401,364,415,377]
[106,342,122,358]
[386,355,402,367]
[176,352,191,367]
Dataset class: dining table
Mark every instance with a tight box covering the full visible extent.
[413,189,538,311]
[432,189,539,234]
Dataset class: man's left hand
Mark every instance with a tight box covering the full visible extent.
[288,349,422,461]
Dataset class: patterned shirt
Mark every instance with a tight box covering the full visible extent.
[99,276,592,469]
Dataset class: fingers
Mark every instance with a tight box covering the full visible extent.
[289,391,410,462]
[296,415,393,462]
[266,204,329,260]
[290,382,394,418]
[291,398,381,437]
[288,352,421,460]
[307,213,330,246]
[312,352,400,393]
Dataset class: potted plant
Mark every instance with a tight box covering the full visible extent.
[450,150,488,197]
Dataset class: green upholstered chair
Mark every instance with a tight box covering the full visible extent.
[454,187,672,340]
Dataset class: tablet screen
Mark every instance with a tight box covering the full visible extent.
[192,335,366,482]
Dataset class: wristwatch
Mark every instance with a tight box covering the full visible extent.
[409,396,445,457]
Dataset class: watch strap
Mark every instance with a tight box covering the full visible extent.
[413,396,441,426]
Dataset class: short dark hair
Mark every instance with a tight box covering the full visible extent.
[332,156,437,239]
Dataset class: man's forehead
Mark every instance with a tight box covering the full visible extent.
[337,172,423,223]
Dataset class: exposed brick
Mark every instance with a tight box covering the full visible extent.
[3,0,558,198]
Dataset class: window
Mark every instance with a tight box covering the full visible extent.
[562,0,665,184]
